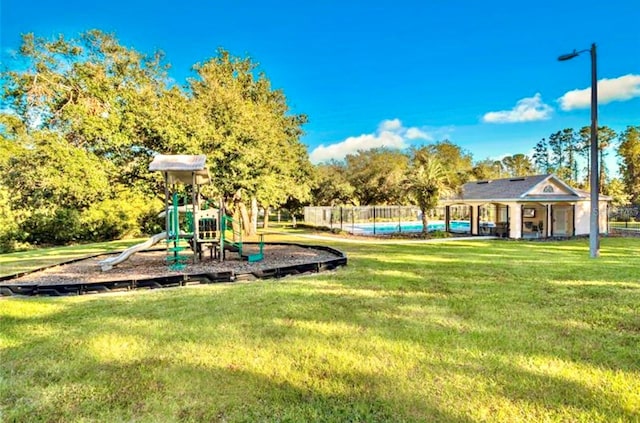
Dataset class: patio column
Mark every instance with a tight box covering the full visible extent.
[510,204,521,238]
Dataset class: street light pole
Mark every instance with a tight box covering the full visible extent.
[589,44,599,258]
[558,43,599,258]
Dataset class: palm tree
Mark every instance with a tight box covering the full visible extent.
[404,152,453,234]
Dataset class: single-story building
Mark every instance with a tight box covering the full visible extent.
[440,174,610,239]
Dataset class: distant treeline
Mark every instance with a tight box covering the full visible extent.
[2,30,639,251]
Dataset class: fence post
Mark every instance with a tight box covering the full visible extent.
[340,207,343,231]
[373,207,377,235]
[352,207,355,234]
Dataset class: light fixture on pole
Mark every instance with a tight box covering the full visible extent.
[558,43,599,258]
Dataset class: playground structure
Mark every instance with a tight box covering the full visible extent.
[100,154,263,272]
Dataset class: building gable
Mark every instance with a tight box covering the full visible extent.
[522,176,581,198]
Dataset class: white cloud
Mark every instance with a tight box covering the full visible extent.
[482,93,554,123]
[309,119,435,163]
[558,74,640,111]
[379,118,402,131]
[405,127,431,140]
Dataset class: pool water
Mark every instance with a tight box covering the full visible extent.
[350,220,474,235]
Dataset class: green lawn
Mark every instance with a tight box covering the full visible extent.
[1,235,639,422]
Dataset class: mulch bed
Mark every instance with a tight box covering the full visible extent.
[3,244,342,286]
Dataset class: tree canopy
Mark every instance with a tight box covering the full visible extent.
[618,126,640,205]
[0,30,312,249]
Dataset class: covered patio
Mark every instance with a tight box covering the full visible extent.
[441,174,609,239]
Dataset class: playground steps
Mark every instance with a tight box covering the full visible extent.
[247,252,263,263]
[166,238,192,271]
[223,235,264,262]
[245,235,265,262]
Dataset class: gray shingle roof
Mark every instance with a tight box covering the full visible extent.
[455,174,582,201]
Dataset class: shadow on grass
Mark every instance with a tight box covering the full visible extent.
[3,277,638,421]
[2,237,640,421]
[1,301,472,422]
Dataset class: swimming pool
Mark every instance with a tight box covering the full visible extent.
[349,220,474,235]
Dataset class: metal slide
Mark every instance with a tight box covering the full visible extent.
[99,232,167,271]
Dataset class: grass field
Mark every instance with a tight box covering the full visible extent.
[1,234,639,422]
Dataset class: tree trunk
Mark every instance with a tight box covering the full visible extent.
[262,205,270,229]
[250,196,258,233]
[238,202,254,236]
[421,207,429,234]
[599,150,606,192]
[232,189,256,236]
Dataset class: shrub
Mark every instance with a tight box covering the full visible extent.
[0,186,22,252]
[21,207,83,245]
[79,192,162,241]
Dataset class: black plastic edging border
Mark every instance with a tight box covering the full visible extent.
[0,243,347,297]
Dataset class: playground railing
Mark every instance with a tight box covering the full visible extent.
[221,215,243,256]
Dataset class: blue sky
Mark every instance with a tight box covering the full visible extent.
[2,0,639,171]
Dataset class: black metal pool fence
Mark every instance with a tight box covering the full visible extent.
[303,205,472,235]
[608,206,640,234]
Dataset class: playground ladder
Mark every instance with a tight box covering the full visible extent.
[166,193,192,270]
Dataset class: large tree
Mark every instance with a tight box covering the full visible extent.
[501,154,534,177]
[2,31,173,174]
[423,140,473,187]
[547,128,580,184]
[533,138,552,174]
[603,178,631,208]
[471,159,505,181]
[187,49,312,233]
[311,161,356,206]
[618,126,640,205]
[1,31,311,245]
[344,148,409,205]
[0,31,179,246]
[578,125,617,191]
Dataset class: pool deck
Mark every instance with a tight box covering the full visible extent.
[268,231,499,245]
